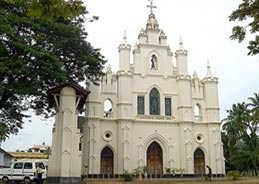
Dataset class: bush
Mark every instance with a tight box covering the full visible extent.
[121,170,134,182]
[227,170,240,180]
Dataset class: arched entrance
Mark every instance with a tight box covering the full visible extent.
[100,146,113,174]
[194,148,205,174]
[147,142,163,174]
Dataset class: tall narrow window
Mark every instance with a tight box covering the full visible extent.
[194,103,202,121]
[150,54,157,70]
[150,88,160,115]
[137,96,145,114]
[165,98,171,116]
[104,99,112,117]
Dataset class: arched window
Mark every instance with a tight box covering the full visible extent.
[150,88,160,115]
[104,99,112,117]
[194,104,202,121]
[150,54,157,70]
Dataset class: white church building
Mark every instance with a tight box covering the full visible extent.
[47,2,225,183]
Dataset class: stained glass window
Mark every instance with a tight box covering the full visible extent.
[165,98,171,116]
[137,96,145,114]
[150,88,160,115]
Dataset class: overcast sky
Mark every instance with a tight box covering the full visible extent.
[2,0,259,151]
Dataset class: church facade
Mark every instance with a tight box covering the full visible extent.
[47,3,225,183]
[84,12,225,176]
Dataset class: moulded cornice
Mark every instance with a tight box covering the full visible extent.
[206,122,221,125]
[86,100,101,104]
[205,107,220,110]
[178,121,194,125]
[85,117,101,122]
[139,43,169,50]
[202,77,218,83]
[132,73,176,80]
[118,44,131,50]
[117,70,133,76]
[175,49,188,56]
[117,119,134,123]
[177,106,192,109]
[176,75,191,81]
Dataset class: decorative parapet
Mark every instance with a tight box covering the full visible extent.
[175,49,188,56]
[118,43,131,50]
[202,77,218,83]
[136,115,176,121]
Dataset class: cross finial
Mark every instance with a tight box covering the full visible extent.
[147,0,157,15]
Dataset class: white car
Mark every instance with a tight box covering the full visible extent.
[0,161,47,184]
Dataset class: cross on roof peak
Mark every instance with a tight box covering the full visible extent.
[147,0,157,15]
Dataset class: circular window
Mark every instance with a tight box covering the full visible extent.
[103,130,113,142]
[197,136,201,141]
[195,133,205,144]
[105,133,111,138]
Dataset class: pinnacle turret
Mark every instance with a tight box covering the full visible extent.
[206,60,214,78]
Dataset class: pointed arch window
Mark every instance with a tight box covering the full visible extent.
[150,88,160,115]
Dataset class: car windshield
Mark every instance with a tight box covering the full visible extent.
[35,162,45,169]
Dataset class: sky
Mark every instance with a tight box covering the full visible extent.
[2,0,259,151]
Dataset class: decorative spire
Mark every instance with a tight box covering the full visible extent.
[106,64,112,74]
[206,60,213,78]
[179,36,184,50]
[175,36,187,56]
[147,0,157,15]
[123,30,127,44]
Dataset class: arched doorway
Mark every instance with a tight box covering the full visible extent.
[194,148,205,174]
[147,142,163,174]
[100,146,113,174]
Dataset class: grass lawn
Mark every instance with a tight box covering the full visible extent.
[84,178,259,184]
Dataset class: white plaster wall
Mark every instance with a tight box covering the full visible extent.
[84,13,224,176]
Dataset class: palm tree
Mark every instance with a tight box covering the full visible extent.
[248,93,259,127]
[236,125,259,176]
[222,102,250,170]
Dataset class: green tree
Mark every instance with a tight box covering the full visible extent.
[222,93,259,174]
[229,0,259,55]
[236,125,259,175]
[248,93,259,126]
[0,0,106,140]
[222,102,250,169]
[4,0,89,20]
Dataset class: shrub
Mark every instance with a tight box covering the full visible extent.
[121,170,134,182]
[227,170,240,180]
